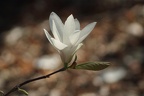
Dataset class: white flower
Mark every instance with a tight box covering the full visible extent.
[44,12,96,65]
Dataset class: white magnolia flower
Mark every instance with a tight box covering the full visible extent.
[44,12,96,66]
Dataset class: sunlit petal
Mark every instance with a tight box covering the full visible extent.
[75,22,96,45]
[75,19,80,30]
[72,43,83,55]
[64,14,75,35]
[44,29,53,44]
[51,38,68,50]
[75,35,87,46]
[44,29,63,50]
[80,22,96,37]
[49,12,64,39]
[52,20,62,41]
[68,54,76,65]
[69,30,81,44]
[59,48,70,63]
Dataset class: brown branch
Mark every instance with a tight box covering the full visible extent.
[4,67,66,96]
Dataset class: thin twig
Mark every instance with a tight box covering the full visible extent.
[4,67,66,96]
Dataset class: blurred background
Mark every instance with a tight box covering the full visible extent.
[0,0,144,96]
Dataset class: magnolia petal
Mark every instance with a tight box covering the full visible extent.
[75,43,83,52]
[59,48,70,63]
[51,38,68,50]
[75,35,87,46]
[62,15,76,45]
[49,12,63,39]
[72,43,83,55]
[44,29,62,49]
[68,54,76,66]
[44,29,53,44]
[75,22,96,45]
[64,14,75,35]
[60,49,75,64]
[75,19,80,30]
[59,51,65,63]
[59,43,83,64]
[80,22,96,37]
[52,20,62,41]
[69,30,81,45]
[69,43,83,62]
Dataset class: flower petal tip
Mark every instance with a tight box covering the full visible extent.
[43,28,46,31]
[51,12,55,15]
[93,22,97,26]
[70,14,74,17]
[50,12,57,17]
[43,29,48,34]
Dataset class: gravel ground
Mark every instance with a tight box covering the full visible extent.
[0,1,144,96]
